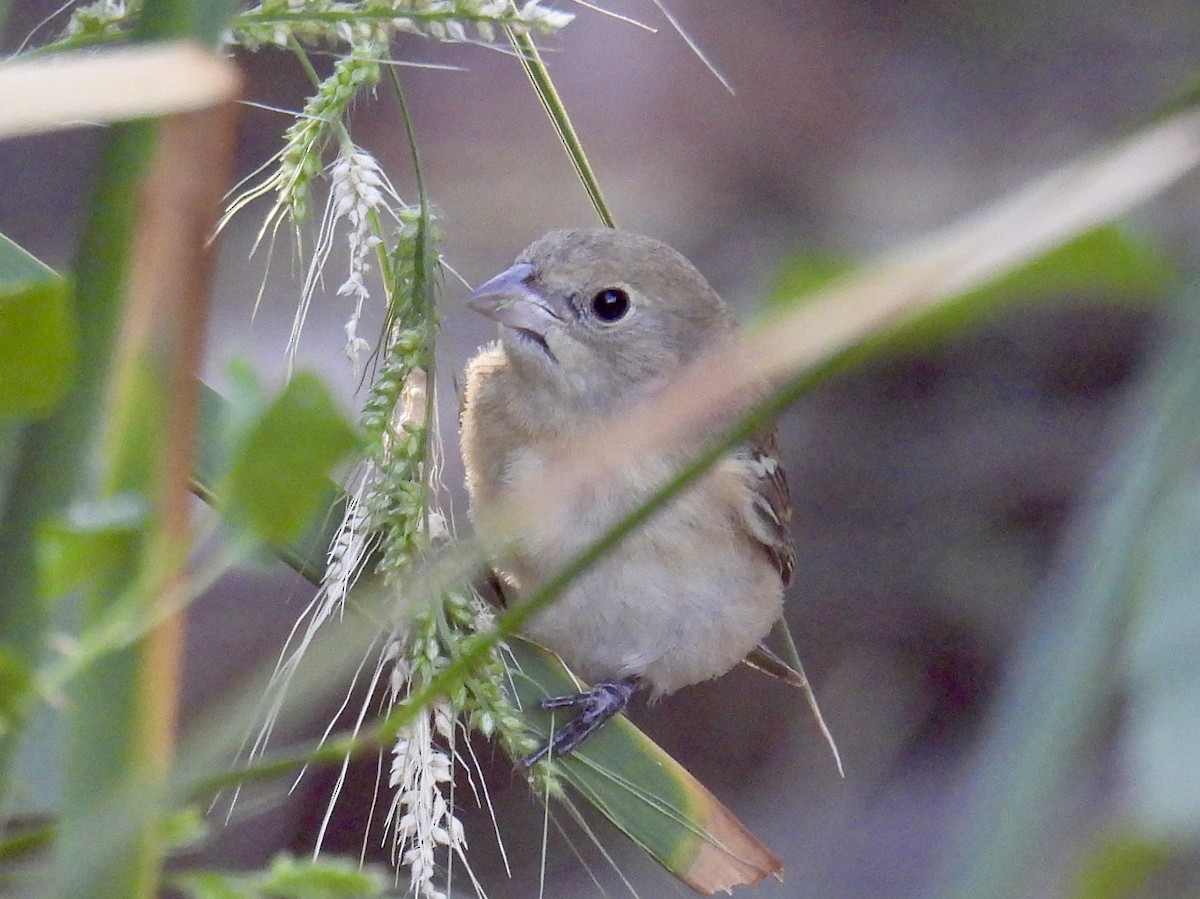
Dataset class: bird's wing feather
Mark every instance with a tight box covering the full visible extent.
[738,428,794,586]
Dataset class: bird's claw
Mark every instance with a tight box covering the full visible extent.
[519,679,637,769]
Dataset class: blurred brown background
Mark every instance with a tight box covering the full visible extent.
[3,1,1200,896]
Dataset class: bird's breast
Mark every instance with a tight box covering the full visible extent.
[496,447,783,696]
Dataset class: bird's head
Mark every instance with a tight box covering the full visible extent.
[469,228,734,413]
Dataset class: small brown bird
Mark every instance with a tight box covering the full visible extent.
[460,228,792,767]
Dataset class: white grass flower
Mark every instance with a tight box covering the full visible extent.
[61,0,129,39]
[385,698,471,899]
[329,147,394,371]
[515,0,575,34]
[229,0,574,51]
[291,144,405,374]
[218,53,383,336]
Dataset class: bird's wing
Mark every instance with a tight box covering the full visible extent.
[738,428,794,587]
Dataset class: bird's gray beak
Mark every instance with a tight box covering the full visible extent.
[468,262,559,340]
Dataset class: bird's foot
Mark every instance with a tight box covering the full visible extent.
[519,679,637,769]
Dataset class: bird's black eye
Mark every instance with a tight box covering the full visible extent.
[589,288,630,322]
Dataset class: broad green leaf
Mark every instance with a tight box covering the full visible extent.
[0,234,75,419]
[224,373,360,547]
[506,639,782,893]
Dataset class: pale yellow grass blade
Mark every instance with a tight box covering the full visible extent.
[0,41,239,139]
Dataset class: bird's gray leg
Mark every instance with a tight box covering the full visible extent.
[519,678,638,769]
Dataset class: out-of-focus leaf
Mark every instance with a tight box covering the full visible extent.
[194,362,265,496]
[162,806,209,851]
[763,249,855,312]
[1069,833,1172,899]
[0,235,75,419]
[744,110,1200,395]
[195,376,348,582]
[260,854,390,897]
[0,646,33,742]
[36,494,147,604]
[172,872,257,899]
[172,854,391,899]
[224,373,360,547]
[763,226,1173,368]
[506,639,782,894]
[960,225,1173,304]
[1122,456,1200,838]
